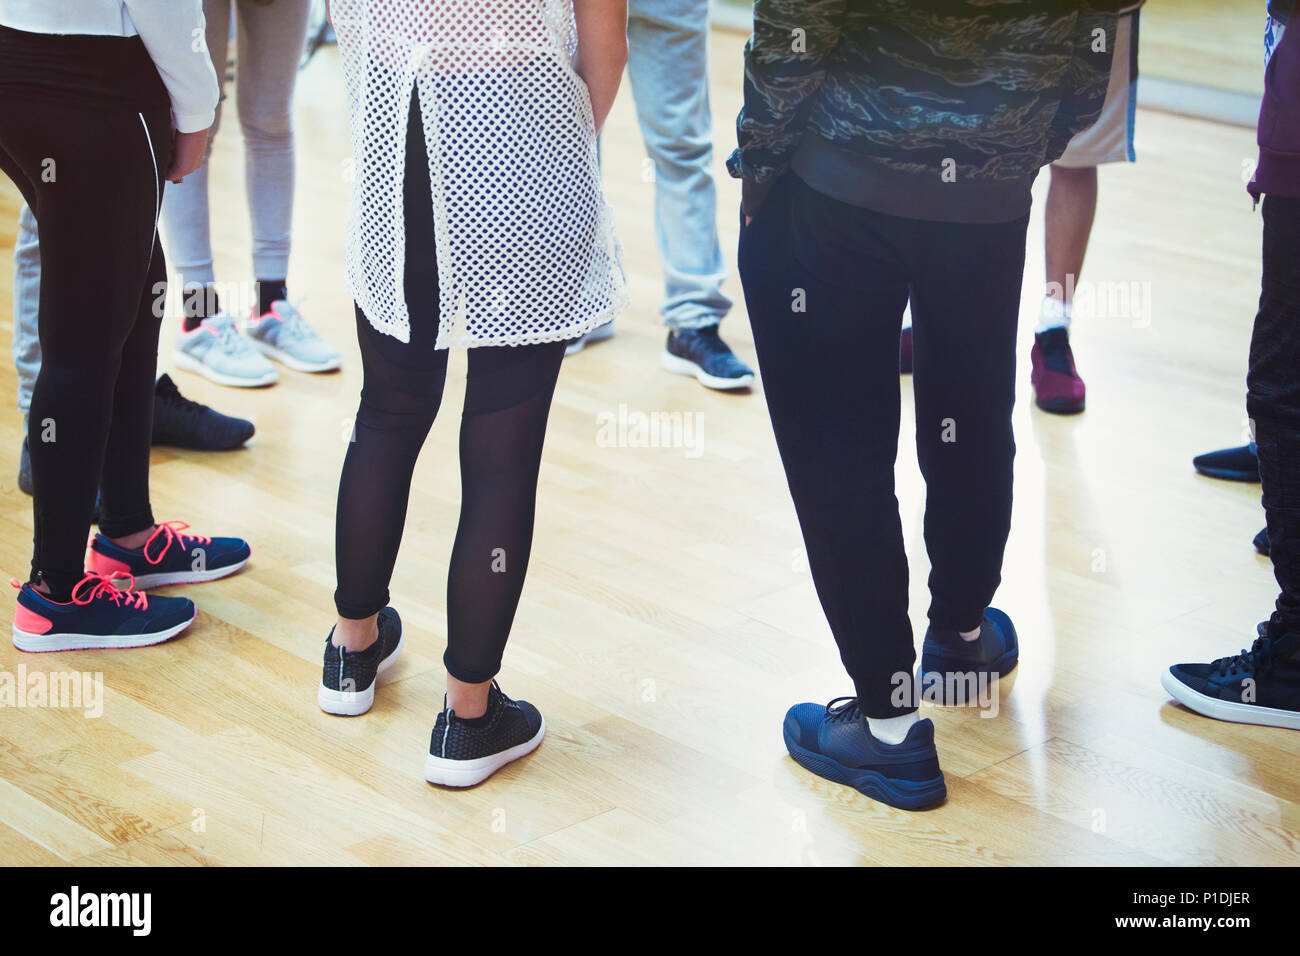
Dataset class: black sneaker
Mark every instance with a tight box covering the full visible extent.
[782,697,946,810]
[919,607,1019,705]
[1162,620,1300,730]
[660,326,755,390]
[424,680,545,787]
[1192,444,1259,482]
[151,373,255,450]
[318,607,404,716]
[1255,527,1271,556]
[19,437,100,524]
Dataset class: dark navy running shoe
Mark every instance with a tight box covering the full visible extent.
[1255,527,1270,556]
[10,572,196,652]
[1162,621,1300,730]
[88,520,249,589]
[782,697,946,810]
[151,373,255,450]
[660,325,754,390]
[318,607,404,716]
[919,607,1019,705]
[1192,444,1259,482]
[425,681,545,787]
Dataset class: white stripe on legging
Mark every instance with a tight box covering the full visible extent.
[137,112,160,260]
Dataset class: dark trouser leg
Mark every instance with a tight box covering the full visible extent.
[442,341,566,683]
[738,174,915,717]
[1248,194,1300,637]
[0,96,171,596]
[909,215,1028,632]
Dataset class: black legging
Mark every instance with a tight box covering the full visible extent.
[0,27,171,598]
[334,88,566,685]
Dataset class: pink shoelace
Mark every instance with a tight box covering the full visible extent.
[10,570,147,609]
[143,521,212,566]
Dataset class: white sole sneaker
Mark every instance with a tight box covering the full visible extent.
[172,349,279,388]
[247,337,342,373]
[12,610,196,653]
[423,716,546,787]
[1161,668,1300,730]
[317,628,405,716]
[129,556,250,591]
[660,351,755,390]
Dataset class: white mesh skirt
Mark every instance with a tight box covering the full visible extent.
[333,0,628,347]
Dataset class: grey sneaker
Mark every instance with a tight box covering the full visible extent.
[243,300,342,373]
[563,319,616,357]
[172,313,279,388]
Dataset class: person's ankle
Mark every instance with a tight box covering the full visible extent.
[446,676,491,719]
[867,710,919,745]
[108,526,155,551]
[333,616,378,652]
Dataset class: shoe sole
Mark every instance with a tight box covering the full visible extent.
[317,627,405,717]
[782,726,946,811]
[13,609,197,652]
[1034,396,1085,415]
[1193,467,1260,483]
[172,349,279,388]
[126,556,250,590]
[660,351,755,391]
[424,716,546,788]
[1161,669,1300,730]
[247,337,342,373]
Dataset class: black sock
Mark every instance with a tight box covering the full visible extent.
[181,284,219,332]
[258,279,288,316]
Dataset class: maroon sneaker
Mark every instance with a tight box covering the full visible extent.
[899,327,913,374]
[1031,327,1085,414]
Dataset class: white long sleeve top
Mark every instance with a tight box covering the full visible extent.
[0,0,219,133]
[333,0,628,347]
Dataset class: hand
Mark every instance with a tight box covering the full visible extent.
[167,129,209,184]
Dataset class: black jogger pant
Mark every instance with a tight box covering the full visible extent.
[0,25,172,598]
[334,88,566,685]
[1248,194,1300,640]
[738,172,1029,717]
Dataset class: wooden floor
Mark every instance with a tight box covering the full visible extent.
[1,29,1297,867]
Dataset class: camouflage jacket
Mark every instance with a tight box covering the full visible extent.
[727,1,1128,221]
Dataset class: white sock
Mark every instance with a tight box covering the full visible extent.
[867,711,920,745]
[901,303,913,332]
[1035,296,1071,334]
[959,625,981,642]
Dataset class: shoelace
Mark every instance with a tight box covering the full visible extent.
[269,302,320,345]
[209,315,255,356]
[143,521,212,566]
[10,571,148,608]
[825,696,861,722]
[154,376,214,431]
[1211,636,1274,678]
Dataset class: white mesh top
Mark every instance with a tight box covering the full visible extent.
[333,0,628,348]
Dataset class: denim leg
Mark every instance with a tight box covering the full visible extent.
[12,203,40,423]
[626,0,731,331]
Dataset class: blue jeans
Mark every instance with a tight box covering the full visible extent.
[11,202,39,424]
[626,0,731,330]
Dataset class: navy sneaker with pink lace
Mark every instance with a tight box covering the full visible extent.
[88,520,250,589]
[11,572,196,652]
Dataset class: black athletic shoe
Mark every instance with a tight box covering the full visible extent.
[782,697,946,810]
[660,326,755,390]
[425,680,545,787]
[151,373,255,450]
[1255,527,1271,556]
[19,437,100,524]
[919,607,1019,704]
[1192,444,1259,482]
[318,607,403,715]
[1162,620,1300,730]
